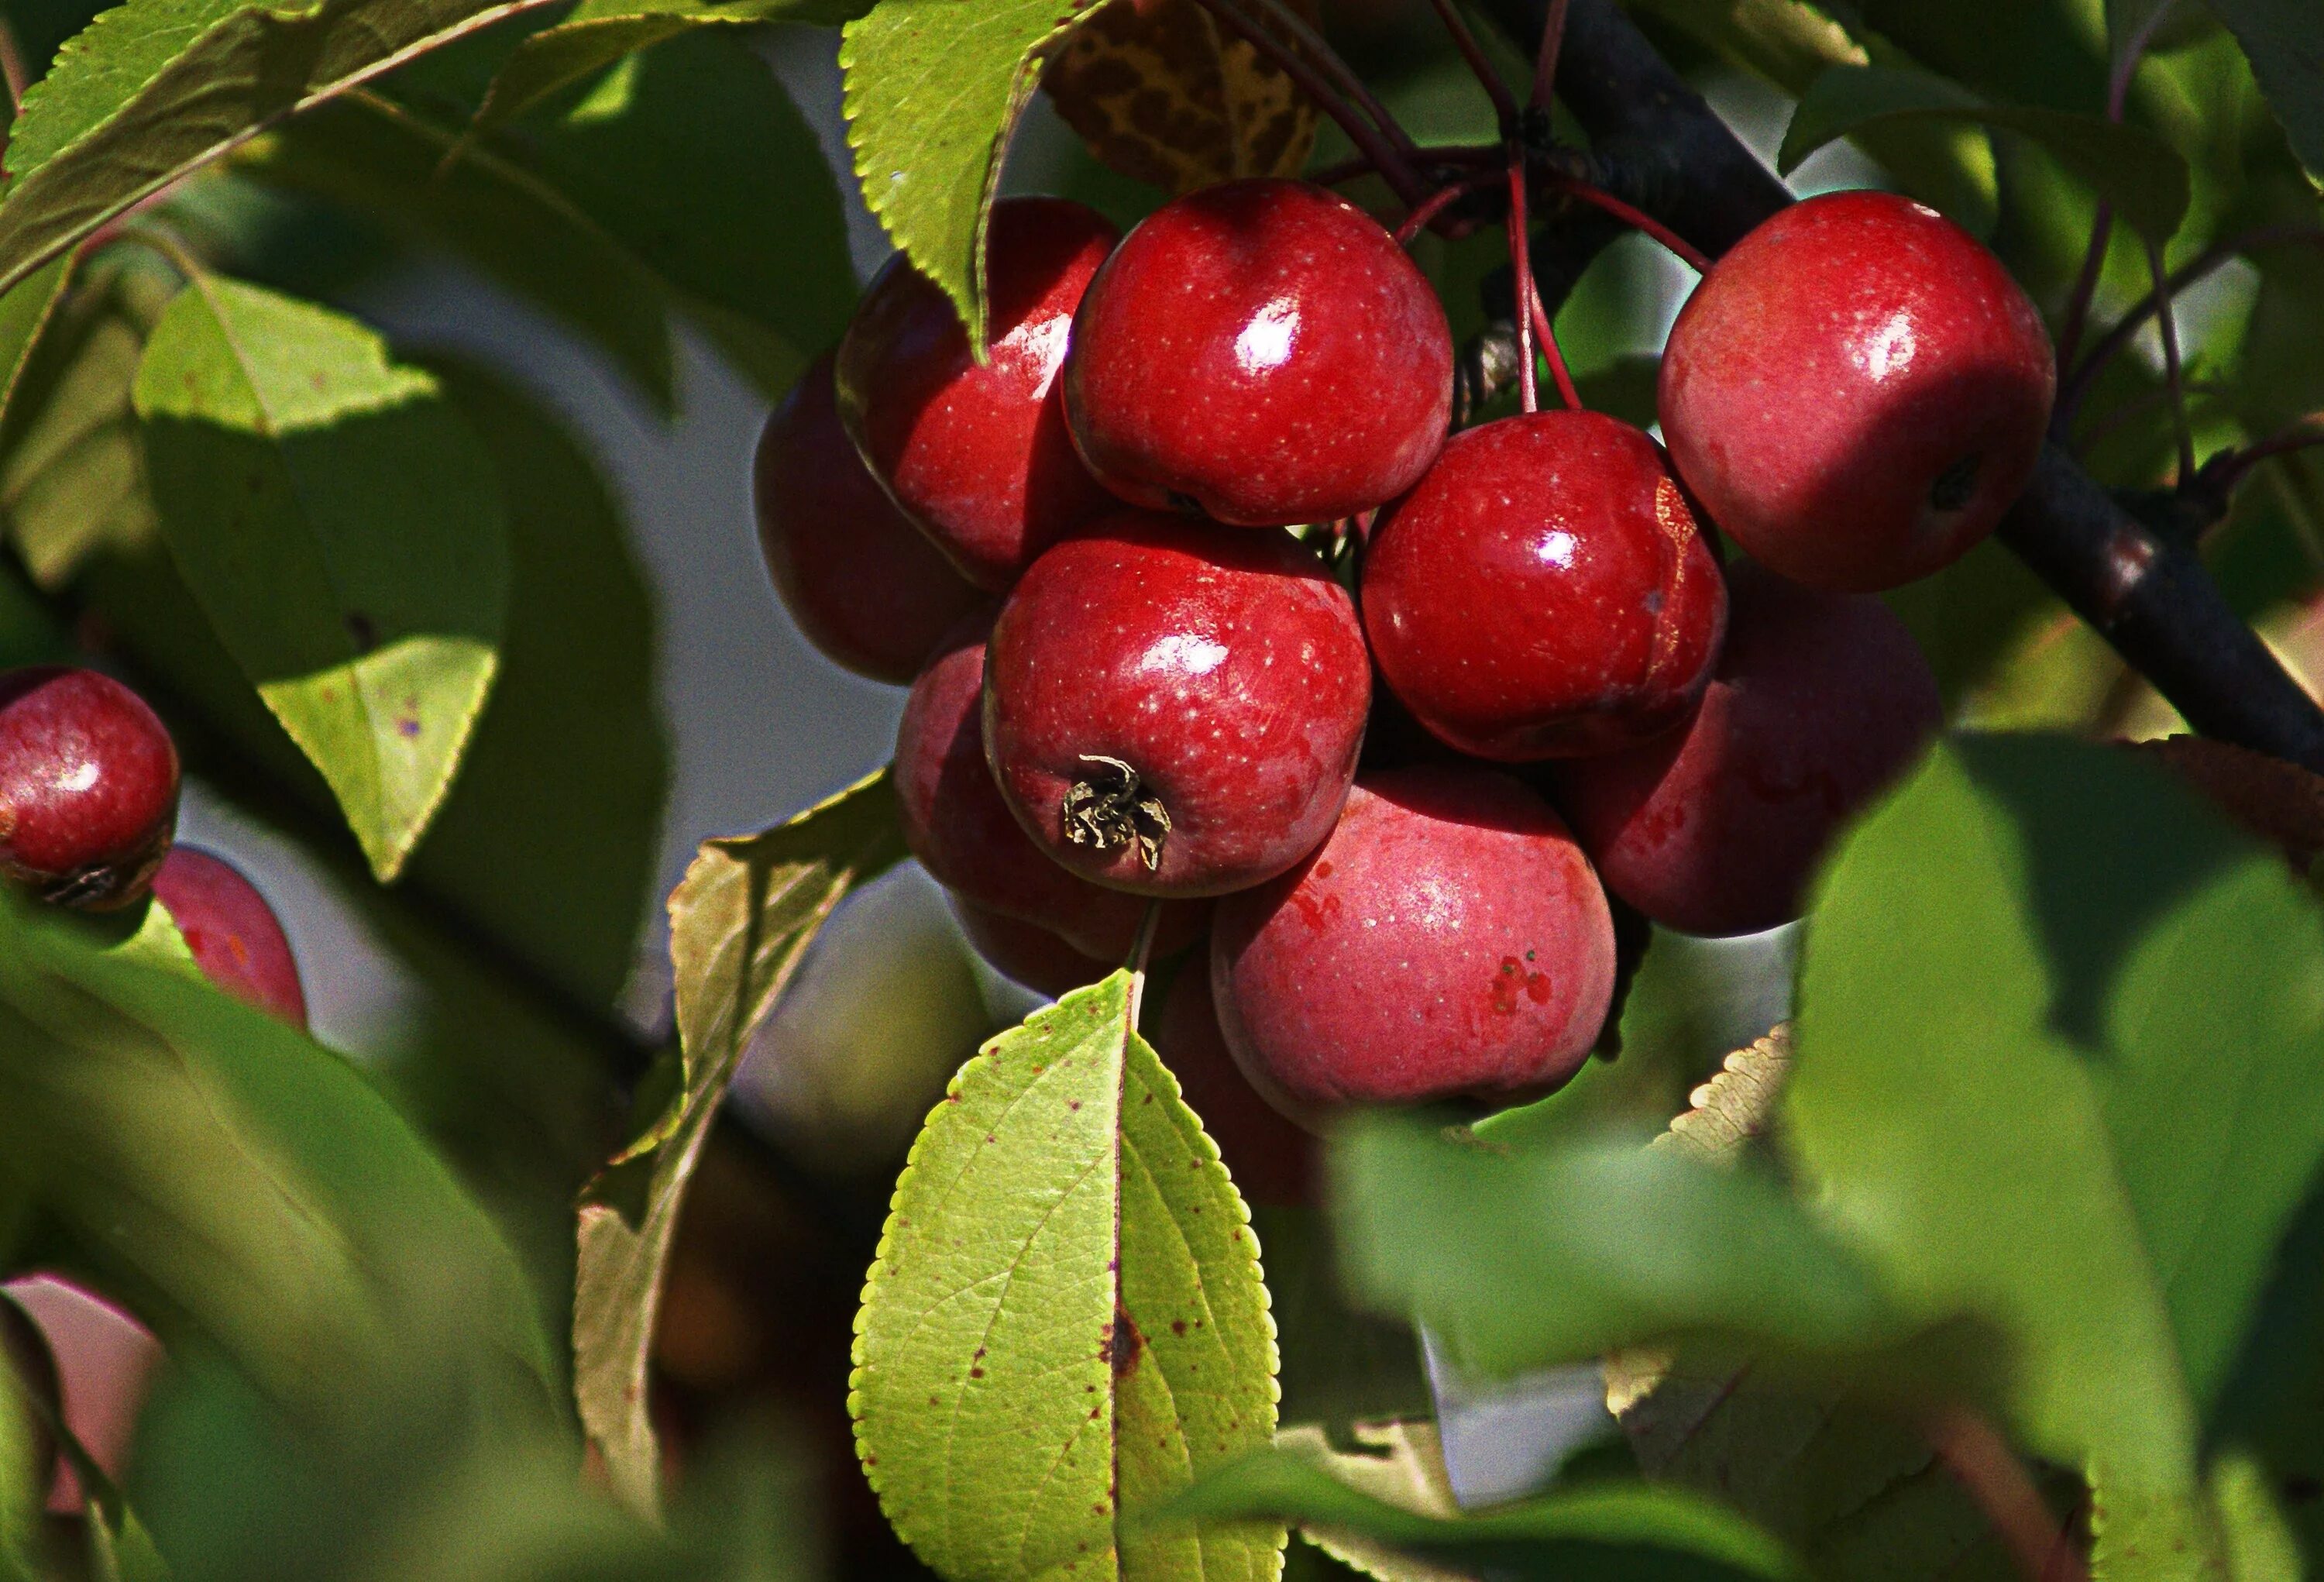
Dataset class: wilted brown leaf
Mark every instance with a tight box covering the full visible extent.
[1044,0,1320,194]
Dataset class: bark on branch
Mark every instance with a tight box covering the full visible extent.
[1478,0,2324,772]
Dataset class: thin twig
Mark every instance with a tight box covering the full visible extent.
[1508,156,1538,414]
[1538,166,1713,271]
[2055,5,2171,371]
[2060,225,2324,432]
[1190,0,1428,203]
[0,14,28,118]
[1528,0,1570,112]
[2190,414,2324,502]
[1923,1408,2087,1582]
[1425,0,1521,129]
[2142,238,2195,482]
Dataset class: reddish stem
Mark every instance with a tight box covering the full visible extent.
[2142,237,2195,483]
[1508,156,1538,414]
[1426,0,1521,128]
[1922,1408,2087,1582]
[1528,0,1571,112]
[1539,168,1713,272]
[2194,416,2324,500]
[2056,7,2176,385]
[1527,275,1583,411]
[1395,173,1497,245]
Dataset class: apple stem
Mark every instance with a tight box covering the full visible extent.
[1424,0,1521,129]
[1921,1408,2089,1582]
[1191,0,1429,205]
[1536,167,1712,273]
[2055,12,2172,374]
[1526,272,1583,412]
[2187,416,2324,505]
[1528,0,1569,112]
[1506,156,1539,414]
[1124,903,1163,1028]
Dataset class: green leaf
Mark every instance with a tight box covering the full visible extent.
[852,972,1282,1582]
[1330,1117,1903,1380]
[0,888,558,1430]
[132,273,511,881]
[0,256,76,428]
[471,0,873,134]
[574,771,905,1518]
[1779,64,2192,239]
[236,91,676,411]
[0,0,567,297]
[526,29,856,394]
[841,0,1112,351]
[401,359,668,1009]
[1788,735,2324,1573]
[0,251,170,589]
[2202,0,2324,188]
[1166,1450,1800,1580]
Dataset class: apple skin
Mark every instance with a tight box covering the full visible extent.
[1363,411,1728,760]
[948,899,1115,1000]
[1154,960,1318,1205]
[150,846,309,1029]
[755,352,989,683]
[1546,560,1943,937]
[836,198,1120,591]
[0,666,178,911]
[1211,766,1615,1113]
[982,511,1370,898]
[897,613,1205,959]
[1659,191,2054,593]
[1062,177,1452,527]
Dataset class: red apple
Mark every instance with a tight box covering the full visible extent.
[837,198,1119,590]
[150,846,308,1028]
[1363,411,1727,760]
[1063,177,1452,527]
[1659,191,2054,593]
[755,352,988,683]
[0,667,177,911]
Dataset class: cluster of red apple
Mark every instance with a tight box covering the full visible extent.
[0,664,308,1027]
[757,177,2054,1140]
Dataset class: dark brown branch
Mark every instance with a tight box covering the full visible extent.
[1477,0,2324,773]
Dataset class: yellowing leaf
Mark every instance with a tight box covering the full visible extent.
[1044,0,1318,194]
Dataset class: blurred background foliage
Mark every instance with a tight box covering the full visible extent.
[0,0,2317,1574]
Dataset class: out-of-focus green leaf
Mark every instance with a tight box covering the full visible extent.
[399,360,667,1010]
[2202,0,2324,189]
[0,258,76,429]
[1789,736,2324,1573]
[576,772,903,1518]
[1780,64,2191,240]
[841,0,1116,352]
[853,972,1282,1582]
[1331,1119,1903,1379]
[471,0,874,132]
[0,0,567,297]
[0,251,171,588]
[0,889,558,1432]
[237,91,676,410]
[132,273,510,881]
[1166,1450,1801,1580]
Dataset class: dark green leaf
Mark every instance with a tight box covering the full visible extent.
[2202,0,2324,188]
[471,0,874,133]
[841,0,1115,350]
[1166,1450,1801,1581]
[132,273,511,880]
[575,772,904,1518]
[0,0,567,297]
[1779,64,2191,239]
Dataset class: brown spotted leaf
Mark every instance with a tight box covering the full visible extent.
[1043,0,1318,194]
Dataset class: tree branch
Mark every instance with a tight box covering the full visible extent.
[1476,0,2324,773]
